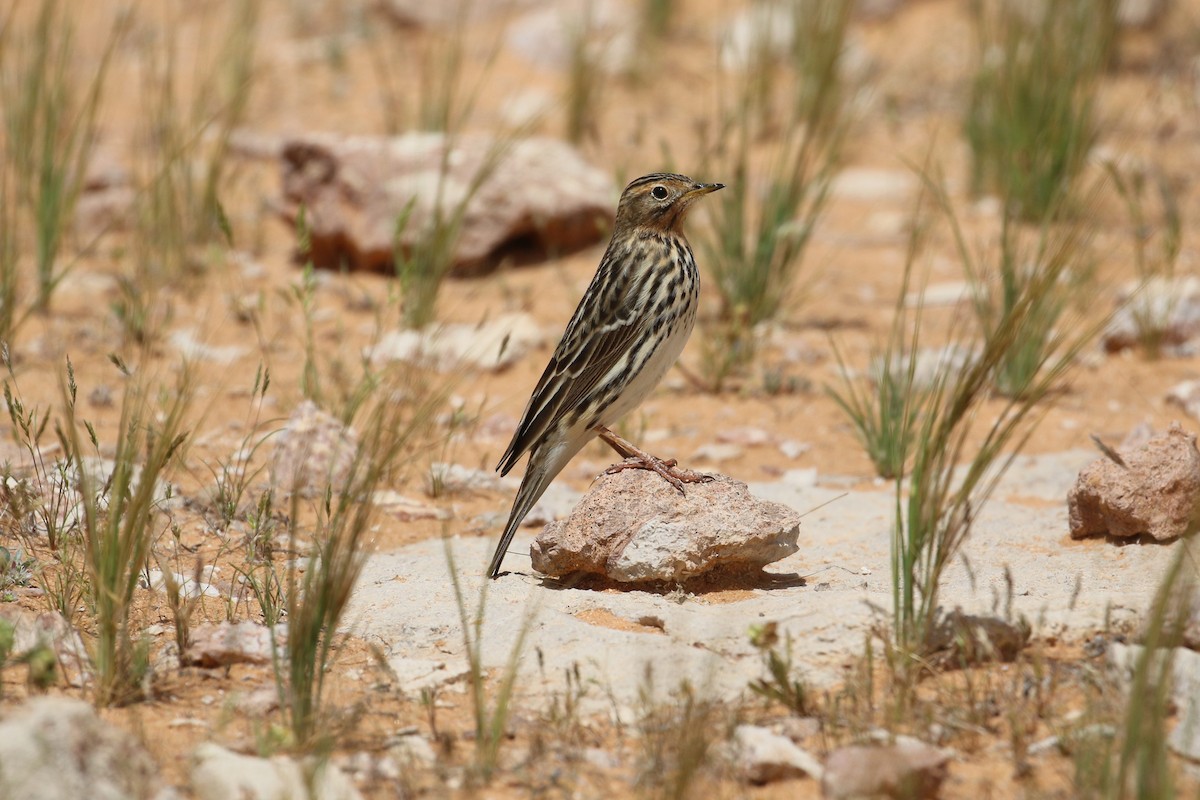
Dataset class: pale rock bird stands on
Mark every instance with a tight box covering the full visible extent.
[489,173,724,578]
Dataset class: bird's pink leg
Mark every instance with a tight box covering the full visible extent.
[594,425,713,495]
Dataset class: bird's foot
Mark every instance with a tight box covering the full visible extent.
[604,454,713,495]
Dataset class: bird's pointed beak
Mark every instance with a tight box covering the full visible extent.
[687,182,725,199]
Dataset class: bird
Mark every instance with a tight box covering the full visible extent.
[488,172,724,579]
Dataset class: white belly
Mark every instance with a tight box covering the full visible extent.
[598,309,695,427]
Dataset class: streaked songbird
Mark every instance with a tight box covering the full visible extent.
[488,173,724,578]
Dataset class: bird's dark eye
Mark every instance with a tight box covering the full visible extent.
[651,185,668,200]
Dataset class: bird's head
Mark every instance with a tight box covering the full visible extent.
[614,173,724,235]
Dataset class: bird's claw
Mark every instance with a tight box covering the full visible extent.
[604,455,712,496]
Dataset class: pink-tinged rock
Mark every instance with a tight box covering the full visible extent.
[1166,380,1200,420]
[530,467,800,582]
[272,132,614,275]
[191,743,361,800]
[1102,276,1200,354]
[183,622,279,668]
[73,144,134,236]
[0,607,86,660]
[730,724,823,784]
[270,401,358,497]
[1068,422,1200,541]
[822,737,951,799]
[717,426,774,447]
[0,698,160,800]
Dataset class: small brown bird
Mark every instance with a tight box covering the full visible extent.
[489,173,724,578]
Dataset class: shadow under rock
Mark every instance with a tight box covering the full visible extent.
[531,565,808,595]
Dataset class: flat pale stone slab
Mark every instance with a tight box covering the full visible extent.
[348,452,1179,713]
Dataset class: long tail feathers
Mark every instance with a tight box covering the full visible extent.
[487,451,556,579]
[489,433,590,579]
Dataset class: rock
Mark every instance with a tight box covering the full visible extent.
[718,426,774,447]
[719,3,792,70]
[778,716,822,741]
[1167,380,1200,420]
[238,686,280,717]
[690,442,744,463]
[1168,648,1200,761]
[866,209,909,239]
[190,743,362,800]
[1135,586,1200,651]
[782,468,818,488]
[388,733,436,767]
[729,724,823,784]
[583,747,619,769]
[373,490,452,521]
[1118,0,1167,28]
[146,567,222,600]
[1068,422,1200,541]
[82,143,131,193]
[182,622,279,668]
[88,384,115,407]
[519,481,582,528]
[530,468,801,582]
[0,697,160,800]
[506,0,634,73]
[500,87,555,128]
[924,610,1031,666]
[339,750,407,783]
[275,132,615,275]
[369,313,544,372]
[822,737,951,799]
[1108,644,1200,762]
[426,462,503,496]
[385,655,470,695]
[74,144,135,236]
[75,186,135,238]
[905,281,969,309]
[0,606,88,665]
[352,456,1183,710]
[1122,420,1157,450]
[169,329,247,365]
[719,4,873,75]
[1026,734,1061,757]
[832,168,918,202]
[270,401,359,497]
[1102,276,1200,354]
[778,439,811,459]
[1181,593,1200,651]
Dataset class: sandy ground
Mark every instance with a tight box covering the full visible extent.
[1,0,1200,797]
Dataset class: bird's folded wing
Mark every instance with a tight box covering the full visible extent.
[496,275,644,475]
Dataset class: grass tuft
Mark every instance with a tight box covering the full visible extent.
[1105,159,1185,359]
[965,0,1115,219]
[697,0,854,389]
[391,141,510,330]
[117,0,259,345]
[445,541,538,784]
[635,671,737,799]
[748,621,811,715]
[886,170,1103,655]
[828,181,933,478]
[0,0,127,311]
[59,357,192,706]
[273,372,444,750]
[952,184,1095,398]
